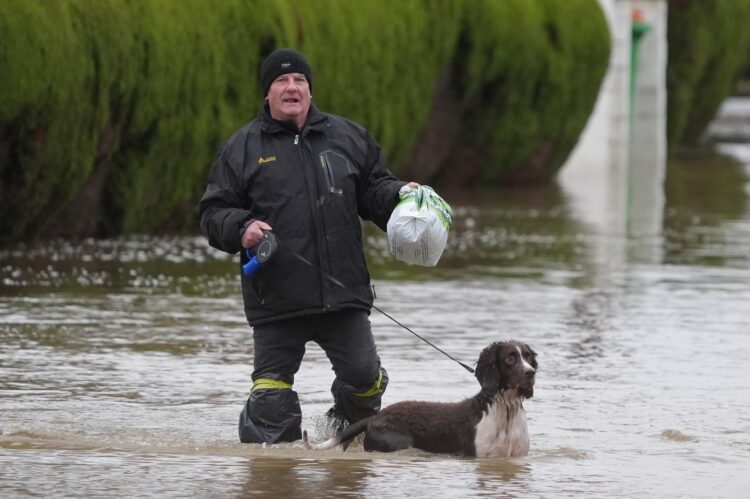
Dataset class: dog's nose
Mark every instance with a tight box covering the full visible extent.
[525,369,535,377]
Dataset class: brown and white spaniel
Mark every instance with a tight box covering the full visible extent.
[304,340,537,457]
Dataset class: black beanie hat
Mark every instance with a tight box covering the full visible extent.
[260,48,313,96]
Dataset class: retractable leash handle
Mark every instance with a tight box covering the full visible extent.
[242,231,279,277]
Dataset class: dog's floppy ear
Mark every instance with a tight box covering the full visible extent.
[525,343,538,370]
[475,342,501,390]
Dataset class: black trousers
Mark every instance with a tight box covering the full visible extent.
[238,309,388,444]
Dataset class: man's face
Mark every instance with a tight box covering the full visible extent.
[266,72,311,129]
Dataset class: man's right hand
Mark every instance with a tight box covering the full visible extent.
[241,220,273,249]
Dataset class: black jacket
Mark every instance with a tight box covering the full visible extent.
[198,104,405,325]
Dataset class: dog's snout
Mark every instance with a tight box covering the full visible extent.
[525,368,535,377]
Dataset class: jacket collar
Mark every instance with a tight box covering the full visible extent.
[259,103,329,136]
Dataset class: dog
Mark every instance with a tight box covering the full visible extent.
[303,340,537,457]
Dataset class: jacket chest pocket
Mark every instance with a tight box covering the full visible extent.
[318,150,354,196]
[251,160,303,205]
[247,158,310,225]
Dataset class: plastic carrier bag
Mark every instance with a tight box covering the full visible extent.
[387,185,453,267]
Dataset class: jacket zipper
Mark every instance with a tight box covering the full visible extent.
[294,132,330,309]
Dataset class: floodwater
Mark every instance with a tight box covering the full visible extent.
[2,149,750,498]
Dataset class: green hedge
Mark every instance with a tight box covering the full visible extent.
[667,0,750,148]
[0,0,609,241]
[453,0,609,184]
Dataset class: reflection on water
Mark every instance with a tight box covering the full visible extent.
[1,153,750,498]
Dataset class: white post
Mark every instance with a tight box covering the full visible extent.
[559,0,667,264]
[628,0,668,263]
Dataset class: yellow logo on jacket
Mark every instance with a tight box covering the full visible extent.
[258,155,277,164]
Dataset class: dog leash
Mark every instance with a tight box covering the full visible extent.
[275,240,476,375]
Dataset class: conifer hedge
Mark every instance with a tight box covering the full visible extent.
[667,0,750,148]
[0,0,609,241]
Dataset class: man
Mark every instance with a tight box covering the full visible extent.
[198,48,419,444]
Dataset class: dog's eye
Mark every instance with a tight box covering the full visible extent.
[505,355,515,364]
